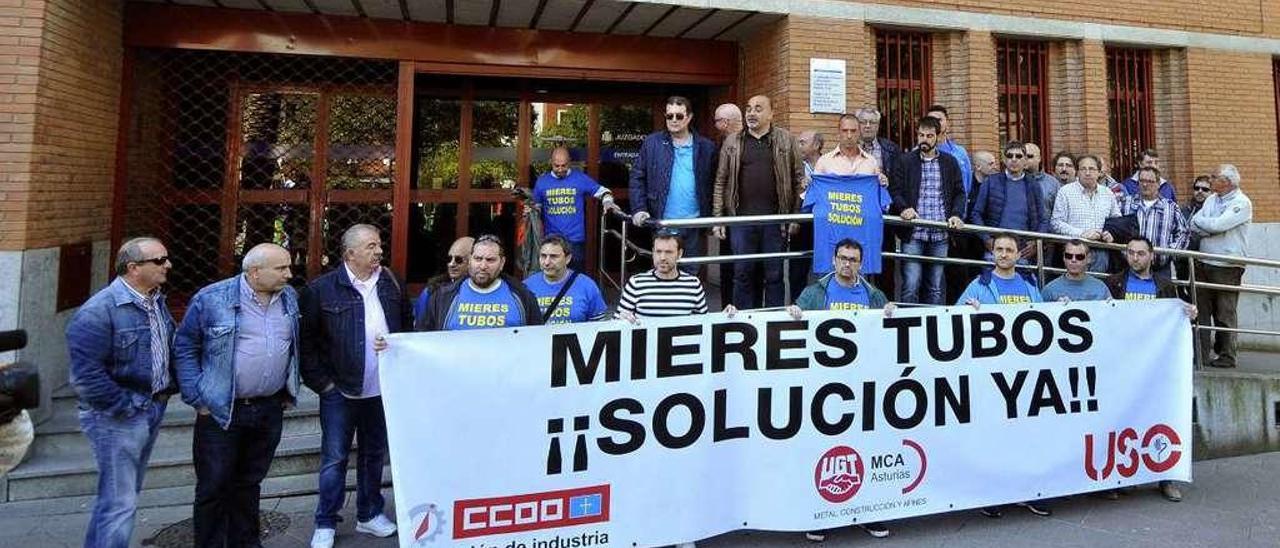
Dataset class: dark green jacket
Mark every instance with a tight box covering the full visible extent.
[795,273,889,310]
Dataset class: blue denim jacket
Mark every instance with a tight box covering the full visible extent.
[67,277,178,418]
[173,275,300,429]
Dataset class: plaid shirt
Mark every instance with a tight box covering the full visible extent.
[1120,195,1190,258]
[913,155,947,241]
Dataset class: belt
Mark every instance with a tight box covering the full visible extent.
[233,393,282,408]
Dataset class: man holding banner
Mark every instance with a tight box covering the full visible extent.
[786,237,893,542]
[417,234,543,332]
[957,233,1043,308]
[524,235,609,325]
[617,231,709,322]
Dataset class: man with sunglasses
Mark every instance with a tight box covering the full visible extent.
[1041,240,1110,302]
[417,234,543,331]
[67,237,178,548]
[414,237,474,323]
[1183,175,1212,250]
[630,96,717,273]
[971,141,1049,261]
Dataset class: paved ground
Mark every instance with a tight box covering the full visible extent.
[1,451,1276,547]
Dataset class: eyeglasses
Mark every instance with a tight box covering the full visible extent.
[664,113,687,121]
[447,255,467,265]
[1194,186,1211,192]
[1005,153,1025,159]
[834,254,861,264]
[1063,252,1087,261]
[133,256,170,266]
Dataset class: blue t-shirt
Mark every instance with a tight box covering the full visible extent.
[1041,276,1110,302]
[413,288,431,324]
[802,174,891,275]
[523,270,609,325]
[444,281,526,330]
[1124,272,1159,300]
[534,170,605,243]
[825,278,872,310]
[992,273,1035,304]
[664,142,699,219]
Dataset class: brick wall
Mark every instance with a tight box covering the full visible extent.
[1185,49,1280,222]
[0,0,122,251]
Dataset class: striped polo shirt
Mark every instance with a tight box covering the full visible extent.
[617,269,708,318]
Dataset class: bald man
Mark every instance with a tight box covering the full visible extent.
[414,236,474,322]
[532,146,616,271]
[175,243,302,547]
[714,103,743,141]
[712,95,806,309]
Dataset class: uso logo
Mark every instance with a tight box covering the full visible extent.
[1084,423,1183,481]
[814,446,864,503]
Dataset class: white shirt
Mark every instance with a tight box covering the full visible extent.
[1052,182,1120,237]
[346,264,389,398]
[1192,189,1252,266]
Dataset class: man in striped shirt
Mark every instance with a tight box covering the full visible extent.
[1119,166,1188,279]
[617,231,710,321]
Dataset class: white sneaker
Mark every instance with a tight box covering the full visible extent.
[356,514,398,537]
[310,527,336,548]
[676,543,697,548]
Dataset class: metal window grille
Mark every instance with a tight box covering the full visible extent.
[997,38,1051,163]
[118,49,398,309]
[876,30,932,149]
[1106,47,1155,181]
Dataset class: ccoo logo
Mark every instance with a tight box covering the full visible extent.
[814,446,864,503]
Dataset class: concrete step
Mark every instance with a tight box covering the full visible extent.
[0,465,392,519]
[30,394,320,460]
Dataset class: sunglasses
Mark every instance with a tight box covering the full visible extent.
[1194,186,1211,192]
[133,256,170,266]
[447,255,467,265]
[664,113,687,121]
[1005,153,1025,159]
[1063,252,1087,261]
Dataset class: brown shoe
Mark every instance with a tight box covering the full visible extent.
[1160,481,1183,502]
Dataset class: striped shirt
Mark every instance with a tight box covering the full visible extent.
[617,269,708,318]
[122,281,169,395]
[1051,182,1119,237]
[913,155,947,242]
[1119,195,1190,254]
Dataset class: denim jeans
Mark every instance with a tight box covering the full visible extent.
[79,396,168,548]
[314,390,388,528]
[193,395,285,548]
[901,239,949,305]
[729,224,786,309]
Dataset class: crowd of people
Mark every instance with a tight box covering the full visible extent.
[62,94,1254,548]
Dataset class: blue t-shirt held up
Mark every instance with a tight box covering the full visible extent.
[523,270,609,325]
[824,278,872,310]
[534,170,605,243]
[802,174,891,275]
[443,281,526,330]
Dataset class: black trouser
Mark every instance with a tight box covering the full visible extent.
[1195,263,1245,367]
[193,394,286,548]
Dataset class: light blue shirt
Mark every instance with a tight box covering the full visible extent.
[235,276,292,398]
[663,142,699,219]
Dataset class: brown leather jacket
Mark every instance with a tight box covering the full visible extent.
[712,126,807,216]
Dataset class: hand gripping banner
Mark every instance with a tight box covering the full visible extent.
[380,299,1193,547]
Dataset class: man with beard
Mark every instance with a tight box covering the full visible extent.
[413,236,473,322]
[617,231,709,321]
[523,235,608,324]
[417,234,543,331]
[888,116,965,304]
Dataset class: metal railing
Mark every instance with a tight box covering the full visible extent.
[597,207,1280,370]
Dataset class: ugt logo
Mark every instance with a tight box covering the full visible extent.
[814,446,864,503]
[1084,423,1183,481]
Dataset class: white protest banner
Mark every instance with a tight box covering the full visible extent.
[381,300,1192,548]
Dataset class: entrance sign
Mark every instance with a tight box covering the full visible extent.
[381,300,1192,547]
[809,58,847,114]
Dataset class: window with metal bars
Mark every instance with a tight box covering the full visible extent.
[875,30,932,149]
[1106,47,1155,182]
[997,38,1050,164]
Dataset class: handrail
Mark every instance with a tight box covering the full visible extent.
[652,213,1280,271]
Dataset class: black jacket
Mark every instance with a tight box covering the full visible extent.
[416,275,545,332]
[888,151,967,242]
[299,266,413,396]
